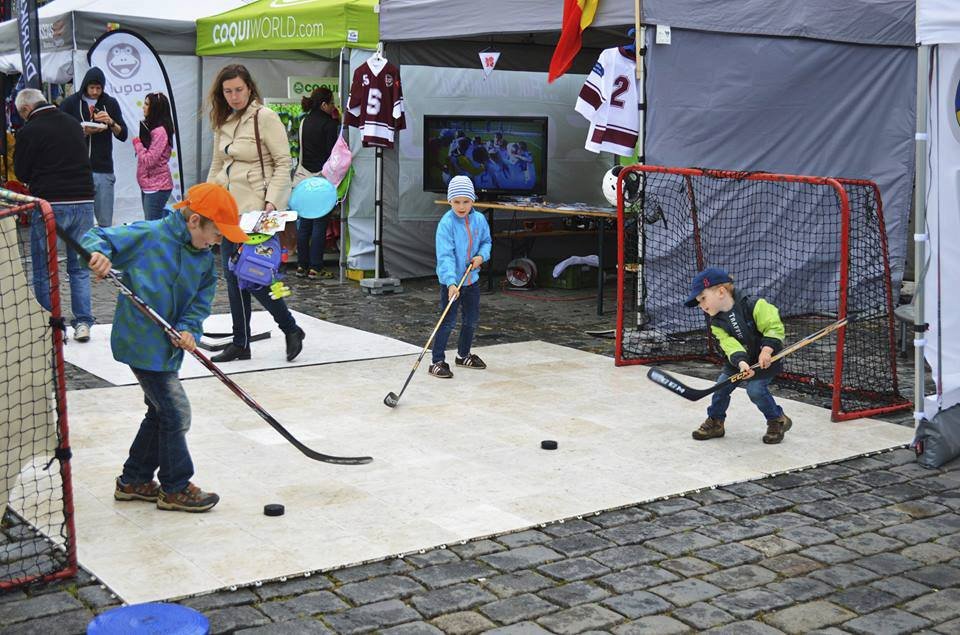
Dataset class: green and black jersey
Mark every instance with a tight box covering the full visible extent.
[709,292,786,377]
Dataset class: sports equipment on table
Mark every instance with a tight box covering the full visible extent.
[384,265,473,408]
[648,318,848,401]
[614,166,909,421]
[0,189,77,590]
[345,60,406,149]
[289,176,337,219]
[575,46,640,157]
[56,226,372,466]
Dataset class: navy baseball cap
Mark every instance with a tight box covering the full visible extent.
[684,267,733,307]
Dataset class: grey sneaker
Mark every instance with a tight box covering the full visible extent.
[74,323,91,342]
[692,417,725,440]
[114,476,160,502]
[157,482,220,513]
[763,415,793,444]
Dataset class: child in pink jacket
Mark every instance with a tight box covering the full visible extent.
[133,92,175,221]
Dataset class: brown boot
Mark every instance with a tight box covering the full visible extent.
[763,415,793,444]
[692,417,725,440]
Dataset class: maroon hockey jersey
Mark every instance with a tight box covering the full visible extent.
[346,60,406,149]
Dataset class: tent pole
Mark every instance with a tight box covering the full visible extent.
[338,46,347,283]
[196,56,204,185]
[913,44,929,426]
[374,145,383,278]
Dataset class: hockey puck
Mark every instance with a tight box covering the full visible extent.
[540,440,558,450]
[263,504,285,517]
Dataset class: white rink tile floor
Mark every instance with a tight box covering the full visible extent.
[63,341,913,603]
[62,310,420,385]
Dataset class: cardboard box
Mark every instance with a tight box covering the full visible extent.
[346,268,374,281]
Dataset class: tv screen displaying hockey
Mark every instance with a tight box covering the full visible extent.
[423,115,548,197]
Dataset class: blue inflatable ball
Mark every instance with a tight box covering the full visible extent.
[290,176,337,219]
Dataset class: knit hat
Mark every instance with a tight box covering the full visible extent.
[173,183,246,243]
[447,175,476,202]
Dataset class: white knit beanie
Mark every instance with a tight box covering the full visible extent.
[447,175,477,201]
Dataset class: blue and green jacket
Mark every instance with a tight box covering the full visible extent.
[81,212,217,372]
[710,292,785,377]
[435,209,492,287]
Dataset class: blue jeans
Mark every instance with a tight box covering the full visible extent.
[92,172,116,227]
[30,203,95,328]
[220,239,297,348]
[142,190,171,221]
[432,282,480,363]
[707,371,784,421]
[296,216,329,271]
[123,368,194,494]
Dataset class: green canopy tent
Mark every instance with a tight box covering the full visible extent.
[195,0,380,279]
[196,0,379,58]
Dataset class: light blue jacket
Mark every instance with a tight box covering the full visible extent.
[435,209,492,287]
[81,212,217,372]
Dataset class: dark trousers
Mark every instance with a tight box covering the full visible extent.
[220,239,297,348]
[123,368,193,494]
[432,282,480,364]
[296,216,330,271]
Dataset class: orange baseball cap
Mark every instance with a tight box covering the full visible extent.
[173,183,247,243]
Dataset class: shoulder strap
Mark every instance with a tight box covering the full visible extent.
[253,107,267,195]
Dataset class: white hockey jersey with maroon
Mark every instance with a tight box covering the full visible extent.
[574,47,639,157]
[346,60,406,148]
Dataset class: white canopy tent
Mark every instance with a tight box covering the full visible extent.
[377,0,916,282]
[0,0,248,224]
[913,0,960,465]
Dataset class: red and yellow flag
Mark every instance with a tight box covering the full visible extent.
[548,0,600,83]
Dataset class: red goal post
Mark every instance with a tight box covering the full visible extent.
[0,187,77,589]
[613,166,910,422]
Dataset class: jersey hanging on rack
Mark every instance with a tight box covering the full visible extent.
[345,60,406,148]
[574,47,639,157]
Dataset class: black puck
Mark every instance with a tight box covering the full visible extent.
[540,440,558,450]
[263,504,285,517]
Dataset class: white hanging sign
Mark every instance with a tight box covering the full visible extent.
[479,51,501,78]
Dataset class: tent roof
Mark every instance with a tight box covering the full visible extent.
[381,0,915,47]
[195,0,379,58]
[0,0,248,57]
[917,0,960,44]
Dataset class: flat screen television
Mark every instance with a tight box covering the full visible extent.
[423,115,548,198]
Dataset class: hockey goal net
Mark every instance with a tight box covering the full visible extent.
[0,187,77,589]
[614,166,910,421]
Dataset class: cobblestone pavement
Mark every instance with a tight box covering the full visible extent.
[6,267,955,635]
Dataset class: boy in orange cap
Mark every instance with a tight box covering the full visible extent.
[81,183,245,512]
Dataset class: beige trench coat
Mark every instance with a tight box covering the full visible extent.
[207,101,292,213]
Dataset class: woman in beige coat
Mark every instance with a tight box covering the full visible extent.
[206,64,304,363]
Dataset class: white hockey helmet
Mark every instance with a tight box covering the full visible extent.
[601,165,641,206]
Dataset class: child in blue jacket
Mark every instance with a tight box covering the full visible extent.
[429,175,492,378]
[82,183,246,512]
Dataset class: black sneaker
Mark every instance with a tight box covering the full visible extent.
[455,354,487,369]
[429,361,453,378]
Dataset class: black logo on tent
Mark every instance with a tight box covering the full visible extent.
[106,44,141,80]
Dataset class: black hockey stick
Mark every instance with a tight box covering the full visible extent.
[56,225,372,465]
[646,317,848,402]
[384,265,473,408]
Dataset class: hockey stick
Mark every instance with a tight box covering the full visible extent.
[384,265,473,408]
[646,317,849,402]
[56,225,372,465]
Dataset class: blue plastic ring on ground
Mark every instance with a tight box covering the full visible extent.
[87,602,209,634]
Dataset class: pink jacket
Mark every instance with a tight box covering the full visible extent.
[132,126,173,192]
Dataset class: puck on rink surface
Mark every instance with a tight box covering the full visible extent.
[540,440,558,450]
[263,504,285,517]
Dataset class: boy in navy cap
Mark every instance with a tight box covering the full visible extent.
[685,267,792,444]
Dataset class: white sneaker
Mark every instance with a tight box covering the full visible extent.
[74,323,91,342]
